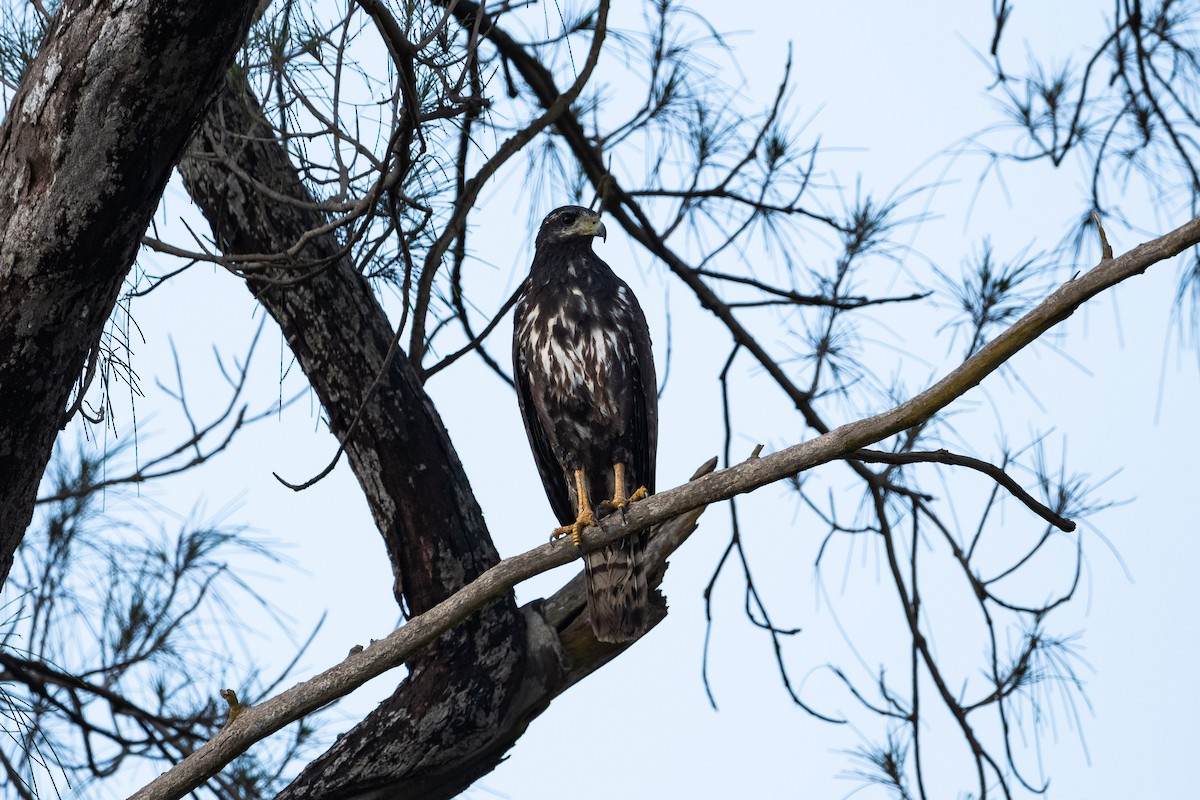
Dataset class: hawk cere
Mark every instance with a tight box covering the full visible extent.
[513,206,658,643]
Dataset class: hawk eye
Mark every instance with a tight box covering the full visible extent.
[559,212,577,226]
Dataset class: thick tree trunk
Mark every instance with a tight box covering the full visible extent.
[179,78,556,799]
[181,77,501,613]
[0,0,257,587]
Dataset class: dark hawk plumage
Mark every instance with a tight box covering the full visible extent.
[513,205,658,643]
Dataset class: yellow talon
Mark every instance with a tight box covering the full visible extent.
[607,464,649,510]
[552,509,596,547]
[552,465,648,544]
[552,468,596,547]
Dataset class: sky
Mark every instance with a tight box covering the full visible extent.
[10,1,1200,799]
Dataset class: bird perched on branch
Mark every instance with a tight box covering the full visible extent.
[513,205,658,643]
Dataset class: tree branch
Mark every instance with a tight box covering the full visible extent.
[851,448,1075,532]
[408,0,610,367]
[130,212,1199,799]
[132,462,718,800]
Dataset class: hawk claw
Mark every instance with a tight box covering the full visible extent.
[600,483,649,522]
[551,509,596,548]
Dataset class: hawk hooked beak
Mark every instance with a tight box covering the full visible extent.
[593,220,607,242]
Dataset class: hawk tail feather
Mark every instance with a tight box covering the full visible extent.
[583,530,650,642]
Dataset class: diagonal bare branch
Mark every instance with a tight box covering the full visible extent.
[129,211,1200,800]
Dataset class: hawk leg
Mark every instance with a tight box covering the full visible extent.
[598,462,649,519]
[551,468,595,548]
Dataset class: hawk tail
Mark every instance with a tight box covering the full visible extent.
[583,530,650,643]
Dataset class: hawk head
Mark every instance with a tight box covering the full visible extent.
[535,205,608,249]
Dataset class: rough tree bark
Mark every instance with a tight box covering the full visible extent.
[179,76,538,799]
[0,0,257,586]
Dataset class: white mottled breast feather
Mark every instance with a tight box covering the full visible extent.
[516,285,635,427]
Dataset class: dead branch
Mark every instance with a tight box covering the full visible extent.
[129,212,1200,800]
[851,447,1075,532]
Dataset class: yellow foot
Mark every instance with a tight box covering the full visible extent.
[551,509,596,548]
[607,485,649,509]
[598,484,649,522]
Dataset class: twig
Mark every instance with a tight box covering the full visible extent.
[407,0,612,366]
[851,448,1075,532]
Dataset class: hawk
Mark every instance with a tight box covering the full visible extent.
[513,206,658,643]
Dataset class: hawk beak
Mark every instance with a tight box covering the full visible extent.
[594,220,607,242]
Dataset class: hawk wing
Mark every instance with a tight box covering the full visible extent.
[513,306,574,526]
[626,283,657,496]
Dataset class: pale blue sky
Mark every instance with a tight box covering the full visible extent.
[15,2,1199,798]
